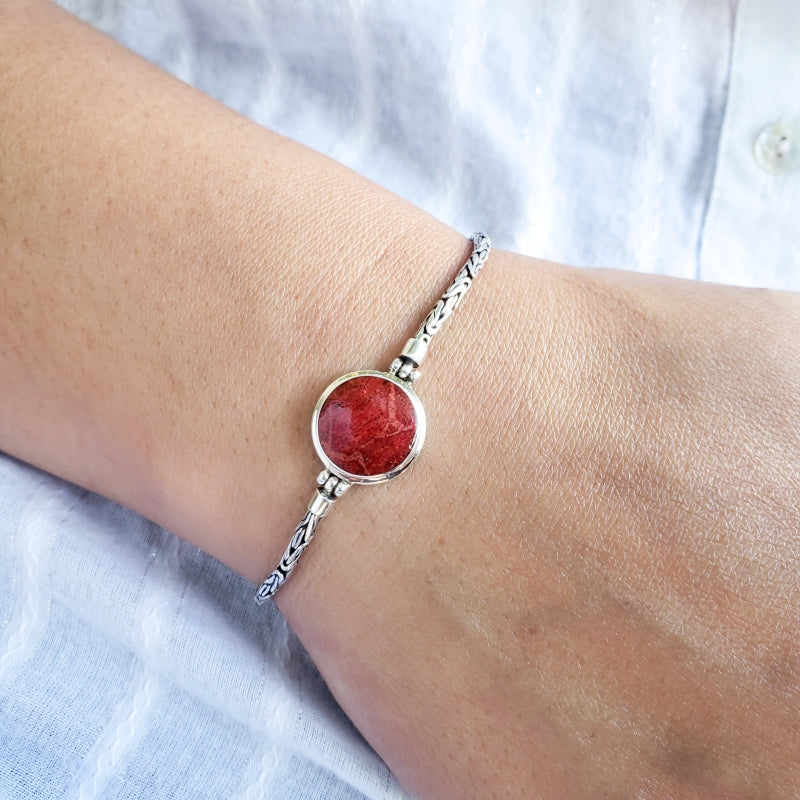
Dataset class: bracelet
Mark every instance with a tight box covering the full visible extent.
[255,232,491,602]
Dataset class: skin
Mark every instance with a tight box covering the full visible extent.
[1,3,798,797]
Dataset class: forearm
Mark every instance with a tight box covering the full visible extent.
[0,0,474,582]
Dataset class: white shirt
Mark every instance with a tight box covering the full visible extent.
[1,1,797,798]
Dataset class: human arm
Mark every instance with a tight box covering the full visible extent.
[2,2,799,798]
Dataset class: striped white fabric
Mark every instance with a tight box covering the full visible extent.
[2,1,798,797]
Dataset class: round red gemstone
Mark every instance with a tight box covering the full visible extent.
[316,375,418,477]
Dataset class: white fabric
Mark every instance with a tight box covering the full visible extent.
[701,0,800,287]
[1,1,797,798]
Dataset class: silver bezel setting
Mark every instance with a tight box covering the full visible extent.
[311,369,427,485]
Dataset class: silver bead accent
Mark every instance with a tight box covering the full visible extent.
[396,361,413,380]
[324,476,338,494]
[333,479,351,497]
[389,358,403,376]
[408,369,421,383]
[317,469,330,486]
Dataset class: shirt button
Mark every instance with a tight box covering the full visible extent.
[754,120,800,175]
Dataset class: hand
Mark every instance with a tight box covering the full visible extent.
[282,260,800,799]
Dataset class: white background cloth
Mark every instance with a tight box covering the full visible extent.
[1,1,798,797]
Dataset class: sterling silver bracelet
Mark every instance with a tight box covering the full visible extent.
[255,232,491,602]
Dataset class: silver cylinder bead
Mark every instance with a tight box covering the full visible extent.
[308,490,334,518]
[400,337,429,367]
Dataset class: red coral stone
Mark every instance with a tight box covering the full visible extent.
[317,375,417,477]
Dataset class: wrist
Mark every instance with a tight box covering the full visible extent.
[271,247,576,797]
[149,208,472,585]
